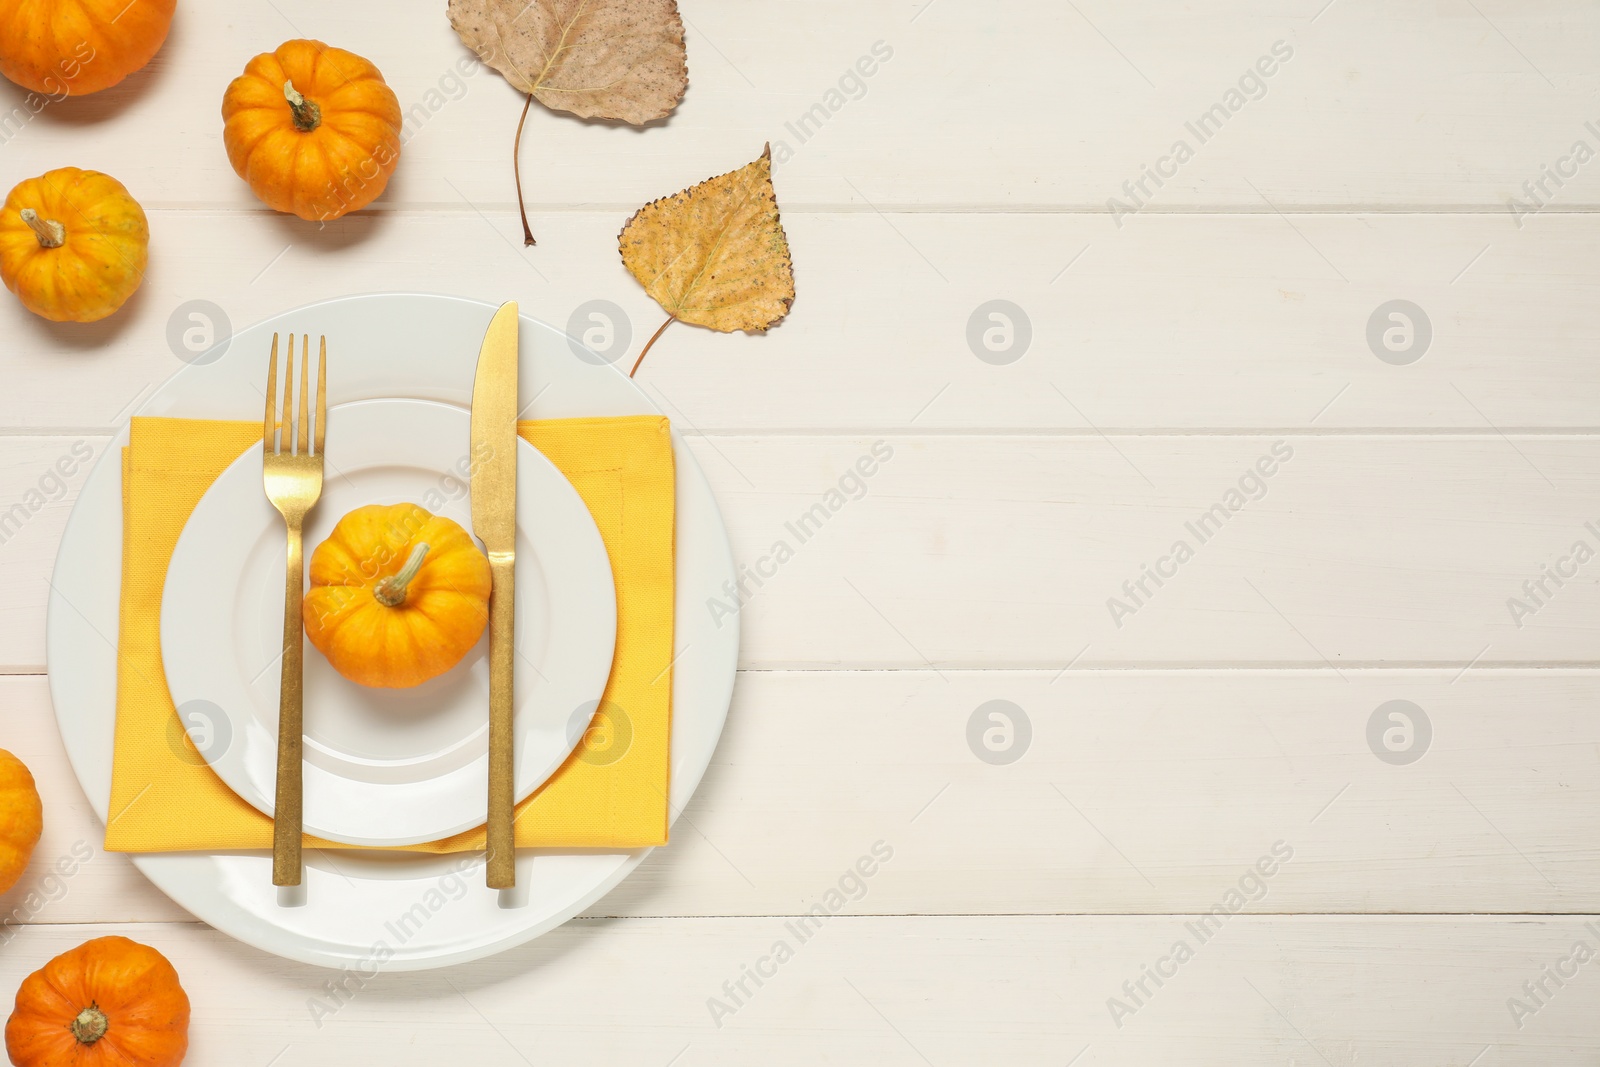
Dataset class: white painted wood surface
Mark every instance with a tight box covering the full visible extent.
[8,211,1600,433]
[2,0,1598,1062]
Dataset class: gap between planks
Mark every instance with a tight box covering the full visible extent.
[108,204,1600,217]
[10,914,1600,928]
[15,665,1600,676]
[17,429,1600,440]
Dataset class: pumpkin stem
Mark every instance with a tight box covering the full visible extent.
[19,208,64,249]
[373,543,430,607]
[283,80,322,132]
[69,1005,108,1045]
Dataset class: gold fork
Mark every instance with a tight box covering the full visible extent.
[263,332,326,887]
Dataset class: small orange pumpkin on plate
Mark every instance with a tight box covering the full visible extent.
[304,503,491,688]
[5,935,190,1067]
[0,0,177,97]
[222,39,403,222]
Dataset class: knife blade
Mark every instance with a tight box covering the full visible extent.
[471,301,519,889]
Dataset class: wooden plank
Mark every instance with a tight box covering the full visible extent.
[2,1,1596,211]
[9,668,1600,922]
[0,676,188,927]
[10,433,1600,669]
[0,916,1590,1063]
[709,433,1600,668]
[0,438,107,674]
[2,211,1597,433]
[626,667,1600,917]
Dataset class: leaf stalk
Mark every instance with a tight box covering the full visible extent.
[629,314,675,378]
[513,93,537,246]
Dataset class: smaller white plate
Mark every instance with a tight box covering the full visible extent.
[160,398,617,846]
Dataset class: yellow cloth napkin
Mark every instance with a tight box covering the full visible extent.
[105,414,674,853]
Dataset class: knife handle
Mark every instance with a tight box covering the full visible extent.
[485,554,516,889]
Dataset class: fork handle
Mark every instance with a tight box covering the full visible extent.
[272,517,306,887]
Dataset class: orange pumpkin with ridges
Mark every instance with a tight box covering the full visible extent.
[0,0,176,97]
[304,503,492,688]
[222,39,402,222]
[0,749,41,895]
[5,935,189,1067]
[0,168,147,323]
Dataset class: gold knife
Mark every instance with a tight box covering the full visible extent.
[471,301,519,888]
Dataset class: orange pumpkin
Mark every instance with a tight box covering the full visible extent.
[5,935,189,1067]
[0,168,149,323]
[304,504,492,688]
[0,0,176,97]
[0,749,41,896]
[221,40,402,222]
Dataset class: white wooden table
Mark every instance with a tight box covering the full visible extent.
[1,1,1597,1062]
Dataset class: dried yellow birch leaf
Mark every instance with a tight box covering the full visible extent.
[618,145,795,373]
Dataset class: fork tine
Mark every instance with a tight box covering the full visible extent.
[297,334,309,455]
[314,336,327,455]
[280,333,295,455]
[263,333,279,455]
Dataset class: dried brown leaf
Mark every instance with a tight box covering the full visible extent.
[619,145,795,335]
[448,0,688,124]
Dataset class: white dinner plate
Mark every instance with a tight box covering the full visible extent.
[161,398,617,846]
[46,293,739,970]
